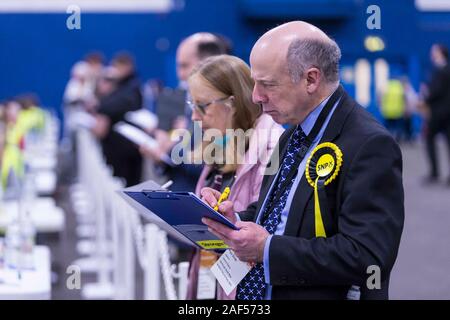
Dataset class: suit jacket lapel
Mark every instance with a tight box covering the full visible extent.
[283,91,356,236]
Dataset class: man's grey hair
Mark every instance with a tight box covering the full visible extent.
[286,38,341,84]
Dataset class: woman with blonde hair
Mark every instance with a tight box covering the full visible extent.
[185,55,283,299]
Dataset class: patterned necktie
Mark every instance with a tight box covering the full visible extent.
[236,125,307,300]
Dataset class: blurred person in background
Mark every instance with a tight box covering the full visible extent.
[15,94,45,135]
[401,77,418,143]
[174,32,232,131]
[61,55,104,175]
[83,52,106,112]
[172,32,232,132]
[92,52,143,186]
[176,33,230,90]
[0,101,6,169]
[63,52,104,122]
[95,66,120,99]
[62,59,98,155]
[85,51,105,87]
[1,94,46,195]
[185,55,283,300]
[1,100,24,191]
[380,78,405,142]
[63,61,97,111]
[3,100,21,127]
[142,79,164,113]
[140,33,232,191]
[420,44,450,184]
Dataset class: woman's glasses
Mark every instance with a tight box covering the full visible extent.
[186,96,231,115]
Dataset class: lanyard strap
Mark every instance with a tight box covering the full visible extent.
[262,85,343,222]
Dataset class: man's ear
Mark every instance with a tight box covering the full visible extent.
[305,67,321,93]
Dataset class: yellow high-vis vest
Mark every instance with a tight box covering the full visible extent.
[381,80,405,120]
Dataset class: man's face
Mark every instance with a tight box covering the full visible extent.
[5,101,20,124]
[430,45,447,67]
[430,45,439,66]
[250,50,310,126]
[113,62,133,80]
[176,42,199,83]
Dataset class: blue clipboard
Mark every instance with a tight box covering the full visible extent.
[123,190,238,251]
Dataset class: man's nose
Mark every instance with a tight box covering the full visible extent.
[252,83,267,104]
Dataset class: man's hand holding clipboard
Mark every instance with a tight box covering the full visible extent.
[200,187,269,264]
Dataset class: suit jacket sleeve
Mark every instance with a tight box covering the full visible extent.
[269,133,404,286]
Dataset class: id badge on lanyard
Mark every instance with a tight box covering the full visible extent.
[196,250,218,300]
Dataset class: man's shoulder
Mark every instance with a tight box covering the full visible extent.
[339,97,392,143]
[441,64,450,74]
[330,96,399,166]
[280,91,393,148]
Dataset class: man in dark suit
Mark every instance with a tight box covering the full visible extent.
[201,21,404,300]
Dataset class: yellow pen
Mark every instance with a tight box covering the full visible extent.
[213,186,231,211]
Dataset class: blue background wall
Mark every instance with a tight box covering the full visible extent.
[1,0,450,117]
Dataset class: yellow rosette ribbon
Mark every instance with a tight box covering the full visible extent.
[305,142,343,238]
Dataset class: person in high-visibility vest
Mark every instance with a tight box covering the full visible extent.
[16,95,46,135]
[380,79,406,141]
[1,96,47,193]
[1,100,25,190]
[17,106,45,133]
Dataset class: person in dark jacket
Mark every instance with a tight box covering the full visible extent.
[422,44,450,184]
[201,21,404,300]
[94,53,143,186]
